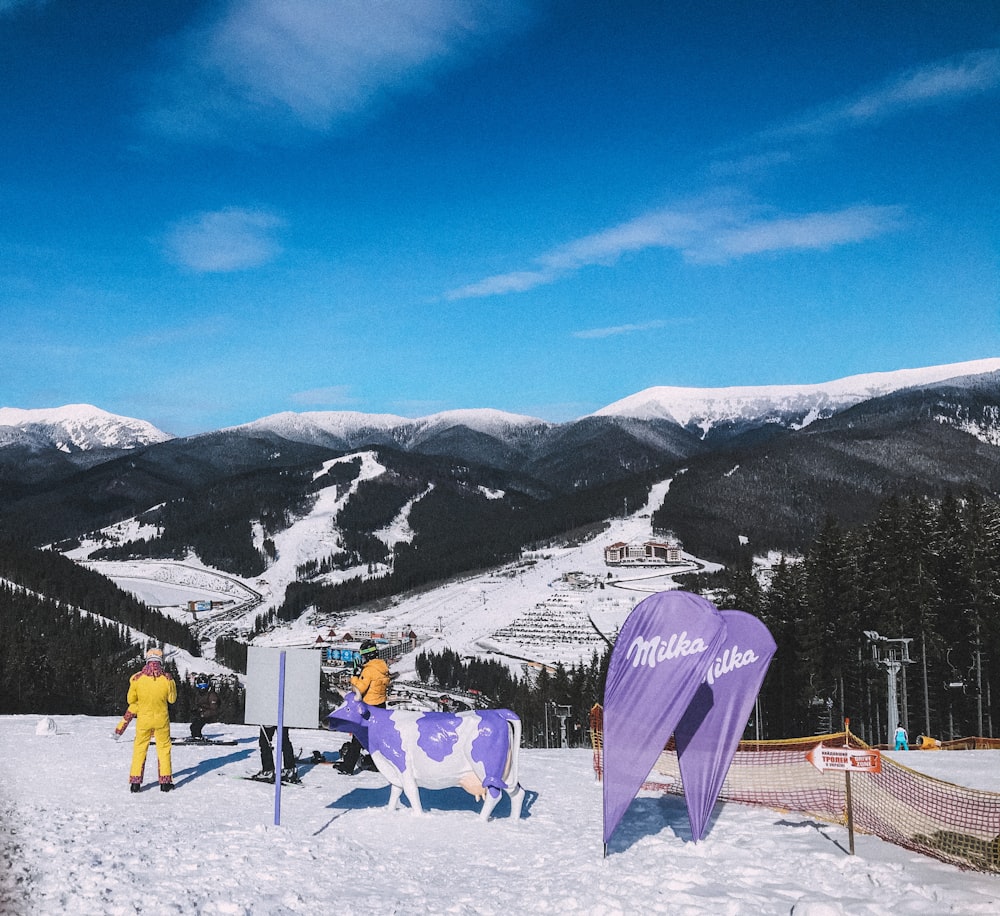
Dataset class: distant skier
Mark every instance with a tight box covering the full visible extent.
[336,639,391,775]
[893,724,908,750]
[189,674,221,740]
[127,647,177,793]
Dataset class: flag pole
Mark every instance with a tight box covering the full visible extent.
[274,650,286,826]
[844,717,855,855]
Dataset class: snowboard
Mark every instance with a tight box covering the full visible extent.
[235,774,308,787]
[174,736,238,746]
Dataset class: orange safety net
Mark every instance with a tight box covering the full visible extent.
[589,704,1000,873]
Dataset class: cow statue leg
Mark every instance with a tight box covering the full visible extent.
[400,770,424,814]
[384,776,423,815]
[477,780,525,821]
[376,767,422,814]
[479,788,501,821]
[506,782,525,820]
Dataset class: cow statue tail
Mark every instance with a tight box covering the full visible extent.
[482,775,505,799]
[487,710,522,799]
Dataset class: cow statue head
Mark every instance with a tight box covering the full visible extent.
[326,690,373,743]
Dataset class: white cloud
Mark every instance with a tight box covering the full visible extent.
[573,320,674,340]
[164,208,284,273]
[447,48,995,302]
[445,199,902,299]
[289,386,358,407]
[0,0,47,16]
[768,48,1000,140]
[691,204,905,264]
[145,0,532,141]
[445,268,558,300]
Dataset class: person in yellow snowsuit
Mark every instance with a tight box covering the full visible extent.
[336,639,392,774]
[127,647,177,793]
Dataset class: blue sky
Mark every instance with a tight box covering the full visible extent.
[1,0,998,436]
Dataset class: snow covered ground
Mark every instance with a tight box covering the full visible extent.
[2,715,999,915]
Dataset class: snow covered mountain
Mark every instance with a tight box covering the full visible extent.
[3,358,1000,558]
[0,404,173,452]
[591,358,1000,440]
[236,407,551,450]
[4,358,998,457]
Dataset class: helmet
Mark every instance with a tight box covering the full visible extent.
[359,639,378,659]
[195,675,211,690]
[145,648,164,666]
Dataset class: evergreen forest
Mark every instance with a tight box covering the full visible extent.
[696,490,1000,744]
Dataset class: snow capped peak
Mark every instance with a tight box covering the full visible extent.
[237,410,409,439]
[411,408,551,435]
[591,358,1000,429]
[0,404,173,451]
[233,407,551,450]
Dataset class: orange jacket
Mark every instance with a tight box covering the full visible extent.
[350,658,391,706]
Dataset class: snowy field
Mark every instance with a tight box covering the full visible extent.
[2,716,1000,915]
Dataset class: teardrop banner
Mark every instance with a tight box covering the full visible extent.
[602,590,728,848]
[674,610,777,842]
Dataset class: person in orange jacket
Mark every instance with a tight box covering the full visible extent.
[336,640,391,775]
[127,647,177,793]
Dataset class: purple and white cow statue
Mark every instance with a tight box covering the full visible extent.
[327,691,524,820]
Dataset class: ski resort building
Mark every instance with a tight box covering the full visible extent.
[604,539,682,566]
[319,628,418,668]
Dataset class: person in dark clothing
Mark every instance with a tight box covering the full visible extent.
[190,674,221,740]
[254,725,298,783]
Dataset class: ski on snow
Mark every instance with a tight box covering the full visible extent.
[172,737,239,746]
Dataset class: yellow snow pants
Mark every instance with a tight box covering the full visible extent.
[129,723,173,785]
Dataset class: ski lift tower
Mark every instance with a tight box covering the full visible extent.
[551,703,572,748]
[864,630,913,745]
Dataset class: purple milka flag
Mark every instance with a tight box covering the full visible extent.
[602,591,728,846]
[675,610,777,841]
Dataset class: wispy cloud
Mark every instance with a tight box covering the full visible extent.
[573,319,676,340]
[163,208,284,273]
[127,316,231,348]
[289,386,359,408]
[445,199,902,299]
[765,48,1000,142]
[692,204,904,264]
[448,49,996,302]
[144,0,532,141]
[0,0,47,16]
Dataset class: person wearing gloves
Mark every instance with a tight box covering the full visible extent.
[127,647,177,793]
[336,639,391,775]
[113,703,138,739]
[189,674,221,740]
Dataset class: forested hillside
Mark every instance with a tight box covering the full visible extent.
[0,584,141,714]
[275,467,659,621]
[0,538,198,654]
[3,488,999,746]
[696,490,1000,743]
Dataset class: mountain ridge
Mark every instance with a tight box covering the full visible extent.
[3,358,999,564]
[5,357,998,451]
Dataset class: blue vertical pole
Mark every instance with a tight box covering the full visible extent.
[274,650,286,826]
